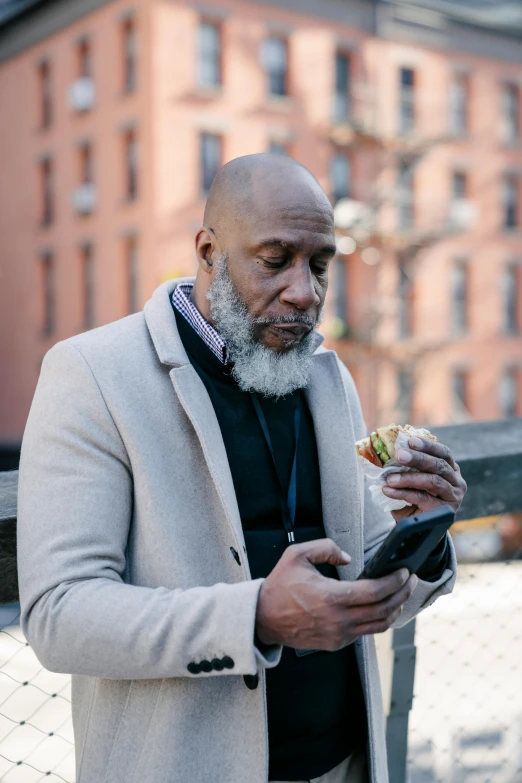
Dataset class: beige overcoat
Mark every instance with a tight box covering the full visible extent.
[17,277,456,783]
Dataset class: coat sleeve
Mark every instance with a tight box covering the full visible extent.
[17,341,281,680]
[336,357,457,627]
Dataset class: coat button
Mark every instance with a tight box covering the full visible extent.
[243,674,259,690]
[199,660,212,673]
[221,656,234,669]
[230,547,241,566]
[187,662,200,674]
[211,658,225,671]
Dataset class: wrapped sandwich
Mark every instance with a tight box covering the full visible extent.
[356,423,437,468]
[355,424,438,511]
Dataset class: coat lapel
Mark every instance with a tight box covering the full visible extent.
[304,351,363,581]
[144,278,248,575]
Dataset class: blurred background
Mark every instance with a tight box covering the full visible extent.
[0,0,521,781]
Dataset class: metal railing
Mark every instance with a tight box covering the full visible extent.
[1,417,522,782]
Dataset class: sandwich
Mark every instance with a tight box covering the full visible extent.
[355,424,437,468]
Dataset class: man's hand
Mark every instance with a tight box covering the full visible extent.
[383,436,467,522]
[255,539,418,651]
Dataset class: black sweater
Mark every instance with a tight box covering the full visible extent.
[174,307,367,780]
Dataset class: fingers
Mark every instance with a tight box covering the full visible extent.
[330,567,410,606]
[385,469,458,501]
[348,574,418,624]
[382,486,449,509]
[401,437,458,470]
[394,445,461,486]
[351,607,404,636]
[292,538,351,567]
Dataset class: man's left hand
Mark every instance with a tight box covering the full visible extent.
[382,436,467,522]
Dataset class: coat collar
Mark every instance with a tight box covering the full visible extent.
[143,277,195,368]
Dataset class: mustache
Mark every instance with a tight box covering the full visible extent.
[252,314,317,327]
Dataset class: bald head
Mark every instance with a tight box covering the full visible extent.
[203,153,333,238]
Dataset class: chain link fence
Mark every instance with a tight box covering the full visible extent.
[407,515,522,783]
[0,604,75,782]
[1,517,522,782]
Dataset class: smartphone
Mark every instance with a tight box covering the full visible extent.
[356,505,455,580]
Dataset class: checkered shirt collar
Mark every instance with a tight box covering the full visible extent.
[171,283,229,364]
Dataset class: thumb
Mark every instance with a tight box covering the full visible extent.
[294,538,351,567]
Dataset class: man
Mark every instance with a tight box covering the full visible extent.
[17,154,465,783]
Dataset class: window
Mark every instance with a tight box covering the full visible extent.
[126,236,139,314]
[330,153,350,203]
[502,84,519,143]
[268,141,287,155]
[451,260,468,335]
[499,369,518,418]
[333,52,350,122]
[449,73,469,135]
[38,60,52,129]
[397,370,413,421]
[200,133,221,194]
[453,369,469,415]
[398,67,415,135]
[262,37,288,97]
[502,264,519,334]
[332,255,348,329]
[503,175,519,230]
[41,250,56,336]
[452,171,467,200]
[198,21,221,88]
[123,19,137,93]
[398,264,413,338]
[124,130,138,200]
[397,161,414,230]
[77,37,92,79]
[40,157,54,226]
[79,142,93,185]
[81,243,94,330]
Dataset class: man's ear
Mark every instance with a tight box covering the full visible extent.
[195,227,217,274]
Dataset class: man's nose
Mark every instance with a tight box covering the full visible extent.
[280,265,321,311]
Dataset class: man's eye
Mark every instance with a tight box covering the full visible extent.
[312,263,329,276]
[262,258,287,268]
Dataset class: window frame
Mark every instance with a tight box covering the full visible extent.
[122,18,137,94]
[451,259,469,336]
[81,242,95,331]
[41,249,56,337]
[40,156,54,227]
[197,19,222,89]
[503,174,519,231]
[449,72,469,136]
[200,132,222,195]
[333,51,351,123]
[263,36,288,98]
[38,59,52,130]
[330,152,350,204]
[398,67,415,136]
[499,367,518,418]
[501,83,520,144]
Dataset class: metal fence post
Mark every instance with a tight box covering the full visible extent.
[386,618,417,783]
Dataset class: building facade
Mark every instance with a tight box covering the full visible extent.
[0,0,521,461]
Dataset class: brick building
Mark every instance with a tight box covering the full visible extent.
[0,0,521,464]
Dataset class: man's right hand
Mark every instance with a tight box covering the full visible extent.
[255,538,418,651]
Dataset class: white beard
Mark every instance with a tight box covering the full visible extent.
[205,255,323,398]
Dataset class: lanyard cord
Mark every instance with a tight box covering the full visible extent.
[250,392,301,545]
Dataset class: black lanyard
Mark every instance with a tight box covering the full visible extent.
[250,392,301,545]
